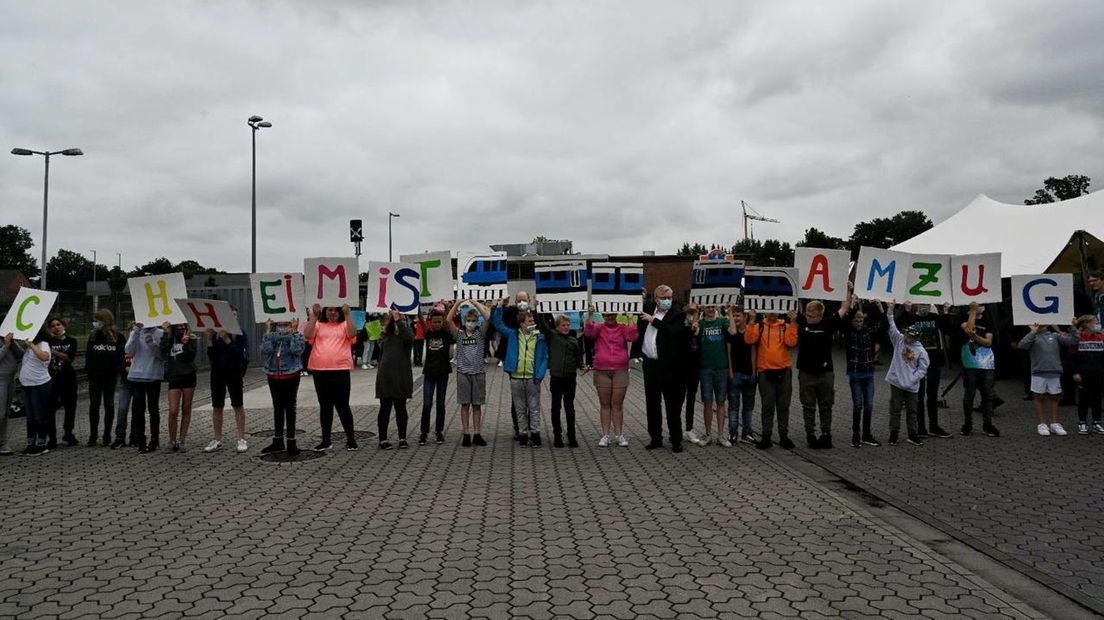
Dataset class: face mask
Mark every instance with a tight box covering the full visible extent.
[465,321,478,331]
[277,325,293,334]
[592,313,603,323]
[657,299,672,311]
[92,321,103,330]
[524,324,536,333]
[1094,325,1102,333]
[516,301,529,311]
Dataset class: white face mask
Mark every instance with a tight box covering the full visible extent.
[92,321,103,330]
[465,321,478,331]
[516,301,530,311]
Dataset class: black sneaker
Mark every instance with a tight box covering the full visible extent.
[473,434,487,446]
[530,432,541,447]
[929,426,953,439]
[553,435,564,448]
[851,434,861,448]
[960,425,972,436]
[110,438,125,449]
[645,441,663,450]
[806,434,819,449]
[64,434,79,447]
[314,441,333,452]
[86,437,98,447]
[261,439,285,455]
[671,443,684,453]
[346,440,359,451]
[46,438,58,450]
[519,434,530,447]
[435,432,445,445]
[819,434,833,449]
[983,424,1001,437]
[861,435,882,447]
[778,436,795,450]
[916,429,929,438]
[398,439,409,449]
[379,441,393,450]
[417,434,428,446]
[286,440,300,456]
[21,445,44,456]
[906,434,924,446]
[888,431,899,446]
[755,437,773,450]
[567,435,578,448]
[461,434,472,447]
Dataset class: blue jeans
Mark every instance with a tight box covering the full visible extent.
[23,381,53,446]
[114,379,134,442]
[727,373,757,437]
[848,372,875,437]
[420,374,449,436]
[699,367,728,405]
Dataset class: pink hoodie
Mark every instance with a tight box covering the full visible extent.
[584,321,639,371]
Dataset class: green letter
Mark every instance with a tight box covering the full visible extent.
[417,259,441,297]
[259,279,286,313]
[909,262,943,297]
[15,295,41,331]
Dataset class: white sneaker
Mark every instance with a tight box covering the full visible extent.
[236,439,248,453]
[1037,423,1050,436]
[598,435,610,447]
[204,440,222,452]
[1049,423,1068,436]
[617,435,628,447]
[719,435,733,448]
[699,433,713,447]
[684,430,700,445]
[361,364,369,370]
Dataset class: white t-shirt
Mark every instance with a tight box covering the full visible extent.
[19,341,52,387]
[642,309,667,360]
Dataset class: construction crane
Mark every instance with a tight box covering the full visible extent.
[742,200,780,241]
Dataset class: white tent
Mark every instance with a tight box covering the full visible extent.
[891,192,1104,277]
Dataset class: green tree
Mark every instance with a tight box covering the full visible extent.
[46,249,97,291]
[846,210,933,260]
[1024,174,1091,204]
[677,242,709,256]
[128,257,176,277]
[730,238,794,266]
[174,259,222,279]
[796,227,845,250]
[0,224,41,278]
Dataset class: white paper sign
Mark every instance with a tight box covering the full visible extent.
[129,273,189,324]
[854,247,909,302]
[904,254,953,306]
[400,251,454,303]
[365,261,422,315]
[457,251,508,301]
[589,262,644,314]
[304,257,359,307]
[0,287,59,340]
[794,248,849,301]
[743,267,800,312]
[249,272,306,322]
[174,298,242,335]
[950,253,1002,305]
[1011,273,1075,326]
[689,260,745,306]
[534,260,589,313]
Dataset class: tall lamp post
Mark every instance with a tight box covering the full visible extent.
[248,115,272,273]
[90,249,98,313]
[10,147,84,290]
[388,212,400,261]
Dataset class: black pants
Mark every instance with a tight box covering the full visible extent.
[268,376,300,439]
[50,370,78,439]
[643,358,685,446]
[88,373,118,441]
[413,340,424,365]
[550,375,577,439]
[379,398,409,440]
[312,371,355,442]
[1078,371,1103,422]
[962,368,994,428]
[683,369,699,431]
[916,365,942,432]
[130,381,162,447]
[420,374,449,436]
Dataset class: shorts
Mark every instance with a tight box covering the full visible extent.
[168,373,197,390]
[699,367,728,404]
[1030,375,1062,395]
[211,368,245,408]
[592,370,629,390]
[456,372,486,405]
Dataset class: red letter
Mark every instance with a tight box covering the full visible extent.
[284,274,297,313]
[802,254,834,293]
[376,266,391,308]
[317,264,347,299]
[960,264,988,296]
[185,302,222,329]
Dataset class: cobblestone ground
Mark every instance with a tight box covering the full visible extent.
[0,363,1044,618]
[786,362,1104,616]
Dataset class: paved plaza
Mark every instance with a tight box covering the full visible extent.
[0,360,1098,618]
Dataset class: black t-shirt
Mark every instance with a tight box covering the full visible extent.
[48,335,79,376]
[725,329,755,375]
[796,314,839,373]
[422,328,456,377]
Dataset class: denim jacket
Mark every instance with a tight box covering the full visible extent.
[260,330,306,375]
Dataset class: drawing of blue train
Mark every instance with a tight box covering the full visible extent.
[534,261,589,312]
[458,252,509,300]
[589,262,644,313]
[689,260,745,306]
[742,267,800,313]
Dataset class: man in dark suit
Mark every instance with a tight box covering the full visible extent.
[637,284,691,452]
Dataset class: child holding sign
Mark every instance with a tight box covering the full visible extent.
[447,301,492,447]
[124,323,164,453]
[203,307,250,454]
[306,305,360,451]
[493,303,549,447]
[1071,315,1104,435]
[260,318,306,456]
[1017,324,1078,436]
[744,309,799,450]
[884,301,929,446]
[17,330,52,455]
[376,310,414,450]
[47,317,79,448]
[161,323,197,452]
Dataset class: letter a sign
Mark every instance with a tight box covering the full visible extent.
[794,248,849,301]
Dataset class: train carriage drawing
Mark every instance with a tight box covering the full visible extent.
[457,251,508,301]
[589,262,644,314]
[689,260,745,306]
[534,261,589,312]
[742,267,800,312]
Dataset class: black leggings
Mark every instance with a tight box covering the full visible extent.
[550,375,577,439]
[88,373,118,440]
[130,381,162,446]
[50,370,78,438]
[312,370,355,442]
[378,398,409,441]
[1078,371,1103,423]
[268,376,301,439]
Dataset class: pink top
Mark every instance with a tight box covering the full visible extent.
[584,321,639,371]
[307,321,356,371]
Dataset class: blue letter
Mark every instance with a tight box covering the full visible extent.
[1023,278,1059,314]
[392,268,421,313]
[866,258,896,293]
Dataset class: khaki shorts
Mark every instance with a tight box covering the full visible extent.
[593,370,629,390]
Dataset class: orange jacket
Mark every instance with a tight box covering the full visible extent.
[744,318,798,371]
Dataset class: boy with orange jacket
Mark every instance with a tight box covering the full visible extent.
[744,308,799,449]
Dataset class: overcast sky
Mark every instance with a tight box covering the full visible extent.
[3,1,1103,274]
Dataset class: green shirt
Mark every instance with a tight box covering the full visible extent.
[699,317,730,370]
[365,320,382,341]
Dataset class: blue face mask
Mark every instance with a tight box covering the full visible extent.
[1094,325,1102,333]
[657,299,672,311]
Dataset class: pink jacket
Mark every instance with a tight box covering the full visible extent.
[584,321,639,371]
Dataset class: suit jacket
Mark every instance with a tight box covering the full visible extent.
[635,300,692,373]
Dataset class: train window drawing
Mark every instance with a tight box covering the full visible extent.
[534,260,589,312]
[742,267,800,312]
[589,262,644,314]
[457,251,509,300]
[689,259,745,306]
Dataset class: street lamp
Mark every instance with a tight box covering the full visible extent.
[388,212,401,261]
[10,147,84,290]
[248,115,272,273]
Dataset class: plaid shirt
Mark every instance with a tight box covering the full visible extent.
[845,326,877,374]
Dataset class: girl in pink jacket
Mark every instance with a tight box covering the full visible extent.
[584,307,639,447]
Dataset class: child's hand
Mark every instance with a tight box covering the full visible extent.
[1074,373,1083,383]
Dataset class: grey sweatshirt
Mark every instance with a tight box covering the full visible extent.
[0,341,21,378]
[125,328,165,381]
[1017,329,1078,376]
